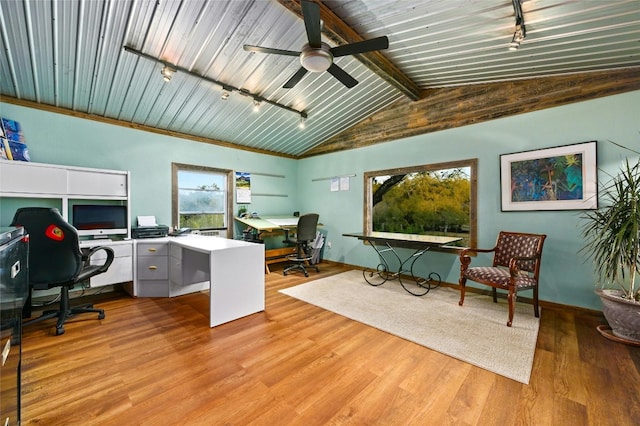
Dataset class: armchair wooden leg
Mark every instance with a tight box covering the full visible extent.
[533,286,540,318]
[458,276,466,306]
[507,290,516,327]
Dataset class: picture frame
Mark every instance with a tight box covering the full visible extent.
[500,141,597,211]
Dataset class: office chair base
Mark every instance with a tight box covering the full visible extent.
[283,262,319,277]
[24,303,105,336]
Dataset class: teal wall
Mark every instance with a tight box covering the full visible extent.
[297,91,640,311]
[0,103,299,236]
[2,90,639,310]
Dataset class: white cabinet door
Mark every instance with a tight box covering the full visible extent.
[0,162,67,195]
[81,240,133,287]
[67,170,127,197]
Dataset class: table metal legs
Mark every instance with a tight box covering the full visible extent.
[361,241,441,296]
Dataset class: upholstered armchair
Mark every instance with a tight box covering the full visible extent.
[458,231,546,327]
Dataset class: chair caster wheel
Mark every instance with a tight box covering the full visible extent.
[55,327,65,336]
[98,312,105,320]
[304,273,308,277]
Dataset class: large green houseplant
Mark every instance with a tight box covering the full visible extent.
[580,145,640,344]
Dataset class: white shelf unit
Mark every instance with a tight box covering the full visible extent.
[0,161,133,287]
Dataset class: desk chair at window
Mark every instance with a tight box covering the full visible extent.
[11,207,114,336]
[283,213,319,277]
[458,231,546,327]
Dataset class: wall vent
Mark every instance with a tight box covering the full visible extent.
[196,230,222,237]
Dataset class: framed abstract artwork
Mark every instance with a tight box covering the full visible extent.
[500,141,597,211]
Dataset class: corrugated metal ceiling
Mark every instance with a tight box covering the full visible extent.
[1,0,639,157]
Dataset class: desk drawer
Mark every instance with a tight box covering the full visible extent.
[89,243,132,260]
[137,280,170,297]
[137,257,168,280]
[137,243,168,257]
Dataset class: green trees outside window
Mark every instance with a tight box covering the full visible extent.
[364,159,477,250]
[171,163,233,234]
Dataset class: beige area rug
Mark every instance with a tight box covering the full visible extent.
[280,270,539,384]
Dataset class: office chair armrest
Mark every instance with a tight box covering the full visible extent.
[83,246,116,273]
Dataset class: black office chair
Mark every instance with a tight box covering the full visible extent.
[11,207,114,335]
[283,213,320,277]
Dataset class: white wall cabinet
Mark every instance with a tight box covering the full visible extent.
[0,161,133,287]
[0,161,131,227]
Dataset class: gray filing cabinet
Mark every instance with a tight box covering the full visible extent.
[135,241,169,297]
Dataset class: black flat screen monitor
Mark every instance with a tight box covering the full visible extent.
[72,204,128,238]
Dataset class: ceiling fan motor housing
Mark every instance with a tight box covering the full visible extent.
[300,43,333,72]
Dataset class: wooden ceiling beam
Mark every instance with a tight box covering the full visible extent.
[277,0,422,101]
[300,68,640,158]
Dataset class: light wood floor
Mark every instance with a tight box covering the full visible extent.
[20,262,640,425]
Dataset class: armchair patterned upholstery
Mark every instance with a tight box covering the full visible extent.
[458,231,546,327]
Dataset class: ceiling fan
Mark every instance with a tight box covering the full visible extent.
[243,0,389,89]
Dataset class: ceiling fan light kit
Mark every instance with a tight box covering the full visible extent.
[300,43,333,72]
[243,0,388,89]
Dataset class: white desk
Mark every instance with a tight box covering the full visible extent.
[134,235,264,327]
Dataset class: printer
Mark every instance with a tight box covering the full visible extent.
[132,225,169,239]
[132,215,169,239]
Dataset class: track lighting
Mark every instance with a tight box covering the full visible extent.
[160,65,175,82]
[509,0,526,51]
[509,24,525,51]
[299,115,306,129]
[124,46,307,125]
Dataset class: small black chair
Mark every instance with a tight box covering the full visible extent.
[11,207,114,335]
[283,213,319,277]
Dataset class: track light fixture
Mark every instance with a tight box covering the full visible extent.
[299,114,306,129]
[161,65,176,82]
[509,0,526,51]
[252,98,261,112]
[123,46,307,123]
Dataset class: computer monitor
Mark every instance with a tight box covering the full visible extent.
[71,204,128,238]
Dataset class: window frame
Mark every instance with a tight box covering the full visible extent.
[363,158,478,253]
[171,162,234,238]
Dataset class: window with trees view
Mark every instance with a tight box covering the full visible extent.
[171,163,233,234]
[364,159,477,250]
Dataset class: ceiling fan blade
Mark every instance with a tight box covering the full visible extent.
[301,0,322,48]
[327,63,358,88]
[244,45,301,57]
[283,67,309,89]
[331,36,389,57]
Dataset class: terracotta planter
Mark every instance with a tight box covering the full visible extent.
[596,288,640,343]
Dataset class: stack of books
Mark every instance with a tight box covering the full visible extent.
[0,117,30,161]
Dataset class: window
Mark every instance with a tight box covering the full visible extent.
[364,159,477,250]
[172,163,233,236]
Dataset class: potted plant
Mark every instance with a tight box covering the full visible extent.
[580,145,640,344]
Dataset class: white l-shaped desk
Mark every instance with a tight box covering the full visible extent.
[134,235,265,327]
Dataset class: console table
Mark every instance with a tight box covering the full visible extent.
[343,231,462,296]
